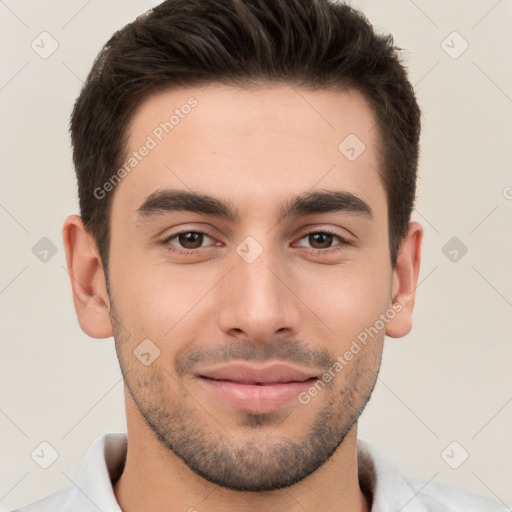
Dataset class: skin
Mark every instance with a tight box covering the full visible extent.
[63,84,422,512]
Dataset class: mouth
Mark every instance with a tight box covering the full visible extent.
[200,377,317,385]
[195,363,319,413]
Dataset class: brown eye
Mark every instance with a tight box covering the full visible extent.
[308,232,335,249]
[163,230,216,253]
[177,232,204,249]
[294,230,351,255]
[296,231,345,250]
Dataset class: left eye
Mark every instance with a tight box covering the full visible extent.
[295,231,346,250]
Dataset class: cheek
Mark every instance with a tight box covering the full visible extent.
[293,261,391,342]
[112,256,220,343]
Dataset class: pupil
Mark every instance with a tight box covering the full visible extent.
[179,232,202,249]
[311,233,332,248]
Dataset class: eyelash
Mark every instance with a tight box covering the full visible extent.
[161,228,351,257]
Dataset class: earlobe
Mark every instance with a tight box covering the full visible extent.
[62,215,113,339]
[386,221,423,339]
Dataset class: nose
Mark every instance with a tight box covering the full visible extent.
[216,241,302,344]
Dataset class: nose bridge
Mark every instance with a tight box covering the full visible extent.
[216,235,300,341]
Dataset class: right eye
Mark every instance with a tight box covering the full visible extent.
[161,230,220,256]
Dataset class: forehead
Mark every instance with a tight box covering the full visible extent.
[112,83,385,221]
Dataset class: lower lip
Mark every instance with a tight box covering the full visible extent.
[198,377,315,413]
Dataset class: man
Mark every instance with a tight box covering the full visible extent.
[12,0,506,511]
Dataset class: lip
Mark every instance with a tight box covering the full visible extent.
[198,362,317,384]
[195,362,319,413]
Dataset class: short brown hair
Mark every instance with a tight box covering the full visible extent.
[70,0,421,274]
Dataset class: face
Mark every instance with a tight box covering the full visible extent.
[107,84,396,491]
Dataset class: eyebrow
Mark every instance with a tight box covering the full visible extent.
[136,189,373,222]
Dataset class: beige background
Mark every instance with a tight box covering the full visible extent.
[1,0,511,510]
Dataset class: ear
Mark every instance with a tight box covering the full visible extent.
[62,215,113,339]
[386,221,423,338]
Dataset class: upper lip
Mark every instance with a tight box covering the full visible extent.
[196,362,318,384]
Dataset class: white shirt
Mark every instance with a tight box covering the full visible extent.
[12,432,507,511]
